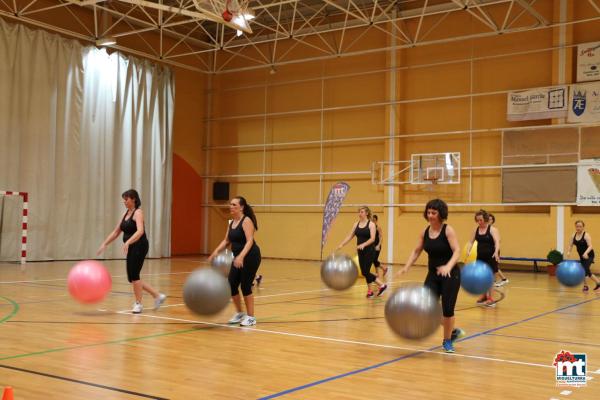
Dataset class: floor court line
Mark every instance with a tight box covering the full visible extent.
[485,332,600,348]
[129,280,416,309]
[127,311,557,371]
[0,270,193,285]
[0,363,169,400]
[257,295,600,399]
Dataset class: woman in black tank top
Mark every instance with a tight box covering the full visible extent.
[567,220,600,292]
[337,206,387,298]
[465,210,501,307]
[398,199,464,353]
[371,215,388,279]
[97,189,166,314]
[209,196,261,326]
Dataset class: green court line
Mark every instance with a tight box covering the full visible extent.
[0,327,200,361]
[0,296,19,324]
[1,296,384,361]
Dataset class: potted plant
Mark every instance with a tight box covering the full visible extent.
[546,249,564,276]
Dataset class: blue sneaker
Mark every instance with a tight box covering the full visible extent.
[450,328,465,343]
[442,339,455,353]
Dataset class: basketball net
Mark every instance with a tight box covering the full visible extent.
[423,177,438,192]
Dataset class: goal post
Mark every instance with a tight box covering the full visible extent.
[0,191,28,264]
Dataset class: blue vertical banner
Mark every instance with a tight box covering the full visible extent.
[321,182,350,259]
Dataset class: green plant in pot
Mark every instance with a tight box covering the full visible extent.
[546,249,563,276]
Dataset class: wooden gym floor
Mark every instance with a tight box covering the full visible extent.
[0,257,599,399]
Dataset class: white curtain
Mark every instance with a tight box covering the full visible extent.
[0,19,173,261]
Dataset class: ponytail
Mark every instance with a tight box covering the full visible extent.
[235,196,258,230]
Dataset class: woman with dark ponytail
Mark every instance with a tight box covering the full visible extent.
[97,189,166,314]
[209,196,262,327]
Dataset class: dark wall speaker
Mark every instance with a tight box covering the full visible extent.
[213,182,230,201]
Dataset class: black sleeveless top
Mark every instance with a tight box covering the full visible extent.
[228,216,259,256]
[354,221,373,249]
[423,224,452,271]
[475,225,495,259]
[120,209,148,244]
[573,232,595,260]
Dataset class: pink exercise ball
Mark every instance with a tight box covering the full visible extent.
[68,260,112,304]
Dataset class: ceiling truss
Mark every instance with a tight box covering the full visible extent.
[0,0,598,73]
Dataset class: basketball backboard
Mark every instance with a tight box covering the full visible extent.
[410,152,460,185]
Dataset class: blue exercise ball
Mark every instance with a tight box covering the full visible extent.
[461,260,494,295]
[556,260,585,287]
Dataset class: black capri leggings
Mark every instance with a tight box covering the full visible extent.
[229,247,261,296]
[126,239,149,282]
[373,249,381,268]
[477,255,498,273]
[581,257,594,277]
[358,246,377,284]
[424,266,461,318]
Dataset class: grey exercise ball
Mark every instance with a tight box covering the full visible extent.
[320,253,358,290]
[384,285,441,340]
[183,268,231,315]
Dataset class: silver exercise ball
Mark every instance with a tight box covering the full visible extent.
[211,249,234,276]
[183,268,231,315]
[384,285,441,340]
[320,253,358,290]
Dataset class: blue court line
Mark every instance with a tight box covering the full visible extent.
[485,333,600,348]
[258,296,600,399]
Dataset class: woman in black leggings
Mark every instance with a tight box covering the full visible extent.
[398,199,464,353]
[209,196,261,326]
[337,206,387,298]
[466,209,500,307]
[97,189,166,314]
[372,214,388,279]
[567,220,600,292]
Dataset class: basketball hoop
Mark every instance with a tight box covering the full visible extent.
[423,177,438,192]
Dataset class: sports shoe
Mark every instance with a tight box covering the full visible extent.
[483,300,496,308]
[594,284,600,292]
[450,328,465,343]
[476,295,487,305]
[442,339,455,353]
[494,278,509,287]
[377,284,388,297]
[228,311,246,324]
[583,285,589,292]
[254,274,263,287]
[366,290,374,298]
[132,302,143,314]
[240,315,256,327]
[153,293,167,310]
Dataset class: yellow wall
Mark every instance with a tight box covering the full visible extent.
[203,1,600,265]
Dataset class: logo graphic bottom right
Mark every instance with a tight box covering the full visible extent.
[554,350,587,387]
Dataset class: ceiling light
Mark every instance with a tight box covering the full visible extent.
[96,36,117,47]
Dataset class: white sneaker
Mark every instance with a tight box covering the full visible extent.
[228,312,246,324]
[132,302,143,314]
[240,315,256,326]
[153,293,167,310]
